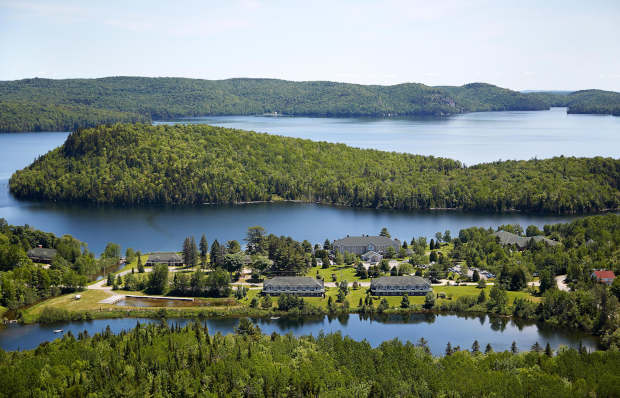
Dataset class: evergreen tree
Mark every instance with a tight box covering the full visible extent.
[485,343,494,354]
[477,289,486,304]
[379,227,390,238]
[471,340,480,354]
[511,341,518,354]
[210,240,222,267]
[106,273,113,286]
[400,294,410,309]
[531,341,542,353]
[445,342,453,356]
[199,234,208,266]
[137,251,145,273]
[545,343,553,357]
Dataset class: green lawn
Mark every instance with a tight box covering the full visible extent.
[305,265,361,283]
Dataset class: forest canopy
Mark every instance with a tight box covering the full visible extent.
[9,123,620,214]
[0,322,619,397]
[3,77,617,132]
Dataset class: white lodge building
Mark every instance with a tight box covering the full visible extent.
[333,235,401,255]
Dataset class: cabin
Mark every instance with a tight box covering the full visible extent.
[26,246,57,264]
[591,270,616,286]
[370,276,432,296]
[146,252,183,267]
[333,235,401,255]
[361,251,382,264]
[492,230,558,250]
[263,276,325,297]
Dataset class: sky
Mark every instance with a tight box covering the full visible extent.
[1,0,619,91]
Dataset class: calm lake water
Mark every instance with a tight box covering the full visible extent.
[0,314,600,355]
[1,108,617,253]
[155,107,620,165]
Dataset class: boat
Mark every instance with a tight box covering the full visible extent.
[53,329,63,333]
[270,316,280,320]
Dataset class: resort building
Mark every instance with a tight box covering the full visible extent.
[333,235,401,255]
[370,276,432,296]
[492,230,559,250]
[146,252,183,267]
[263,276,325,297]
[26,246,57,264]
[591,270,616,286]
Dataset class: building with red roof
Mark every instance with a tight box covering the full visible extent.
[591,270,616,286]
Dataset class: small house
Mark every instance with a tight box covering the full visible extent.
[361,251,382,264]
[27,246,57,264]
[146,252,183,267]
[592,270,616,286]
[263,276,325,297]
[370,276,432,296]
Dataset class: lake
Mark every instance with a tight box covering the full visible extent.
[1,108,618,253]
[155,107,620,165]
[0,314,600,355]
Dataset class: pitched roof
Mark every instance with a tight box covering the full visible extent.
[492,230,558,248]
[333,235,400,247]
[264,276,323,288]
[371,276,430,287]
[593,270,616,279]
[26,247,57,260]
[147,252,182,262]
[362,251,381,257]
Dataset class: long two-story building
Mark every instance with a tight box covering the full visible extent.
[333,235,401,255]
[370,276,432,296]
[263,276,325,297]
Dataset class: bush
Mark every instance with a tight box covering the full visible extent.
[38,307,71,324]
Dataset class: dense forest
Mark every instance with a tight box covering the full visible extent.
[0,219,121,311]
[9,123,619,214]
[564,90,620,116]
[0,77,561,132]
[0,322,619,397]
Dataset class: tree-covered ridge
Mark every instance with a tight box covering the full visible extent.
[0,77,553,132]
[1,322,619,397]
[564,89,620,116]
[0,101,148,132]
[9,123,619,213]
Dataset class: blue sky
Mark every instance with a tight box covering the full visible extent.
[1,0,619,91]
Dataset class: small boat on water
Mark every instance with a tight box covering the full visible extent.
[53,329,63,333]
[270,316,280,320]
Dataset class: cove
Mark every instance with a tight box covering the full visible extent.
[0,314,600,355]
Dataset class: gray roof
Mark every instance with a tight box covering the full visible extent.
[27,247,57,260]
[362,251,381,257]
[371,276,430,287]
[147,252,183,262]
[492,230,558,248]
[264,276,323,288]
[333,235,400,247]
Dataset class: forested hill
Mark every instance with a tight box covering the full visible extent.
[0,77,551,132]
[9,123,619,214]
[564,89,620,116]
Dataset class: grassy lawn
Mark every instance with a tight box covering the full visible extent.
[22,290,115,322]
[305,265,361,283]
